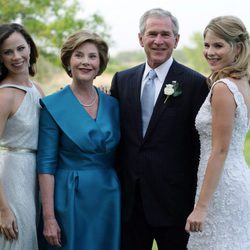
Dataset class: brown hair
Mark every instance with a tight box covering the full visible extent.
[0,23,38,81]
[61,30,109,77]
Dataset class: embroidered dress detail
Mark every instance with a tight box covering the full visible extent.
[187,78,250,249]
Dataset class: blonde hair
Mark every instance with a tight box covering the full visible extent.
[203,16,250,86]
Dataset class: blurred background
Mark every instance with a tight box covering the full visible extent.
[1,1,249,249]
[1,0,249,171]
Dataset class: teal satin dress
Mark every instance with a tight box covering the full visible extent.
[37,86,121,250]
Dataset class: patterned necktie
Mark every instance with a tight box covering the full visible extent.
[141,69,157,136]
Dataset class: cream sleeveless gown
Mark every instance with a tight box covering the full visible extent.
[187,78,250,249]
[0,83,41,250]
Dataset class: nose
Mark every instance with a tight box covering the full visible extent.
[154,34,164,45]
[12,50,21,60]
[205,46,215,56]
[81,56,90,65]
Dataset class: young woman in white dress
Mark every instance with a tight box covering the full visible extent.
[185,16,250,249]
[0,23,44,250]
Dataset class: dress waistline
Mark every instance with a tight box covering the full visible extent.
[0,146,36,153]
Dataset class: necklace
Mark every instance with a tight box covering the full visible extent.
[80,88,97,107]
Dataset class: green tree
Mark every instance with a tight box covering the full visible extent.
[182,32,210,75]
[0,0,111,64]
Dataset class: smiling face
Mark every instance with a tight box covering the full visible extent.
[138,16,179,69]
[0,32,30,77]
[69,42,100,84]
[203,30,239,73]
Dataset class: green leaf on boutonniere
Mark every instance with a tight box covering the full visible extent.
[164,81,182,103]
[172,81,182,97]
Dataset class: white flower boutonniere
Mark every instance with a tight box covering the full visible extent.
[164,81,182,103]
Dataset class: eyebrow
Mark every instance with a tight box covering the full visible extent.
[2,43,26,50]
[74,50,98,54]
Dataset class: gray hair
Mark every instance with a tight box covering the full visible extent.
[139,8,179,36]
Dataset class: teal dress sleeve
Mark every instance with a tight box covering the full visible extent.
[37,105,60,174]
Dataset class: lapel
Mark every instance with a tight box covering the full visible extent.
[130,64,146,139]
[143,60,183,141]
[41,85,104,151]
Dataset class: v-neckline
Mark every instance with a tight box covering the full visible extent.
[67,85,101,122]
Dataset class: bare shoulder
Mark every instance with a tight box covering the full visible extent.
[213,80,229,89]
[212,81,233,97]
[0,87,15,105]
[211,81,235,108]
[0,87,15,119]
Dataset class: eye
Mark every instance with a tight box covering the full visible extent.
[75,53,82,58]
[147,32,157,37]
[89,54,97,59]
[17,46,25,51]
[204,43,209,49]
[161,32,172,38]
[3,50,12,55]
[214,44,223,48]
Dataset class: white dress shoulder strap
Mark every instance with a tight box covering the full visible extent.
[0,83,30,92]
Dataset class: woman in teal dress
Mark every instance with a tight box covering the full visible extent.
[36,30,120,250]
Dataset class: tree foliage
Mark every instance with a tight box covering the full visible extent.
[182,32,210,76]
[0,0,111,64]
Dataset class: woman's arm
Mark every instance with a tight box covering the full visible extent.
[0,89,18,240]
[38,174,61,247]
[0,89,13,137]
[37,106,61,246]
[0,186,18,240]
[185,82,236,232]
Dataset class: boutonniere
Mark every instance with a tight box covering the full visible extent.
[164,81,182,103]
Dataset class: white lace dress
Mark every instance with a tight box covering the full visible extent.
[0,83,41,250]
[187,78,250,250]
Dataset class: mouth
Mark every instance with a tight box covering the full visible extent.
[12,61,24,67]
[78,68,92,73]
[152,48,166,52]
[207,57,219,65]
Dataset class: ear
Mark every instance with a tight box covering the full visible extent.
[235,42,242,57]
[174,34,180,49]
[138,33,144,48]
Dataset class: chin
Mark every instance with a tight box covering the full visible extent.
[209,65,220,72]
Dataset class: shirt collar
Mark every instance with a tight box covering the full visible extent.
[143,57,174,82]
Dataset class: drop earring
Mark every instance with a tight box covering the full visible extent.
[67,66,72,76]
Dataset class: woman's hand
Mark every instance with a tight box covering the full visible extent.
[0,208,18,240]
[43,217,62,247]
[185,206,208,233]
[99,85,111,95]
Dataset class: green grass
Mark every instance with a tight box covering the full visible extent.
[244,131,250,166]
